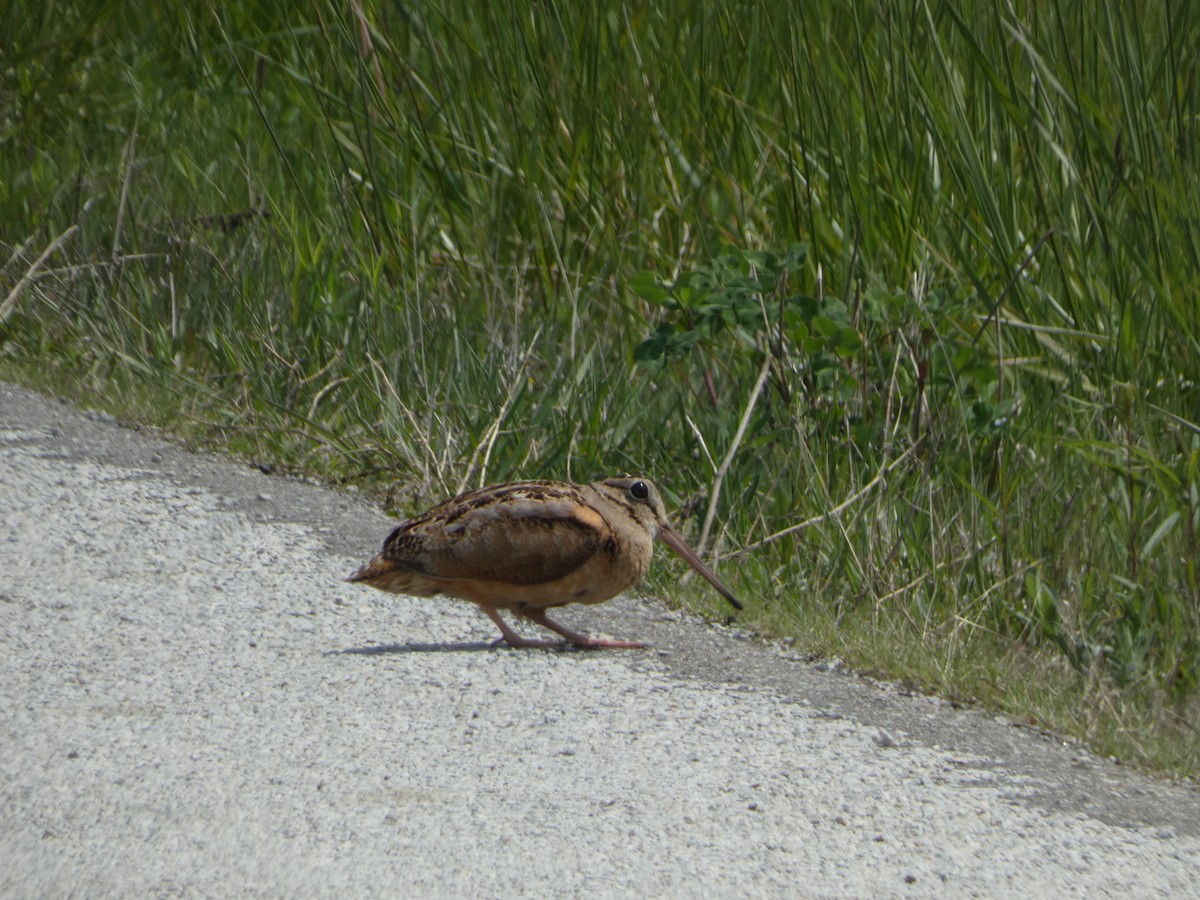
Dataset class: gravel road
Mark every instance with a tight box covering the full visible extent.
[2,382,1198,897]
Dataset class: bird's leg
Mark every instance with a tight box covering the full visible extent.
[481,606,567,650]
[523,609,645,650]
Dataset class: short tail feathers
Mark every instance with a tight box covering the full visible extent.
[346,555,437,596]
[346,555,396,584]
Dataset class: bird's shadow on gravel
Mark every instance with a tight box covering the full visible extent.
[328,641,604,655]
[329,641,497,655]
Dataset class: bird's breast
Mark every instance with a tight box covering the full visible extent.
[438,523,654,611]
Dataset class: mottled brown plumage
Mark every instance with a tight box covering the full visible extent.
[348,476,741,649]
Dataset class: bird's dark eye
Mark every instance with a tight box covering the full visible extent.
[630,481,650,501]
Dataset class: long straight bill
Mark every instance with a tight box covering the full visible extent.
[657,523,744,611]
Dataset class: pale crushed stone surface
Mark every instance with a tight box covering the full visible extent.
[1,383,1198,897]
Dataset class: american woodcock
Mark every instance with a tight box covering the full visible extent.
[348,476,742,649]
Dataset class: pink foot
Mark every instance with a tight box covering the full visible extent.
[481,606,644,650]
[525,610,645,650]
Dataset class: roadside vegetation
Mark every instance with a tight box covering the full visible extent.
[3,1,1198,774]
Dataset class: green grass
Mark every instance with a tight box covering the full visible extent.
[3,0,1199,775]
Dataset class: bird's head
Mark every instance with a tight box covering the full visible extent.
[592,475,743,612]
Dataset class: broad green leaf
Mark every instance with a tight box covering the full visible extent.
[630,272,670,305]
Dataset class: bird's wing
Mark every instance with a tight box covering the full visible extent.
[380,483,610,586]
